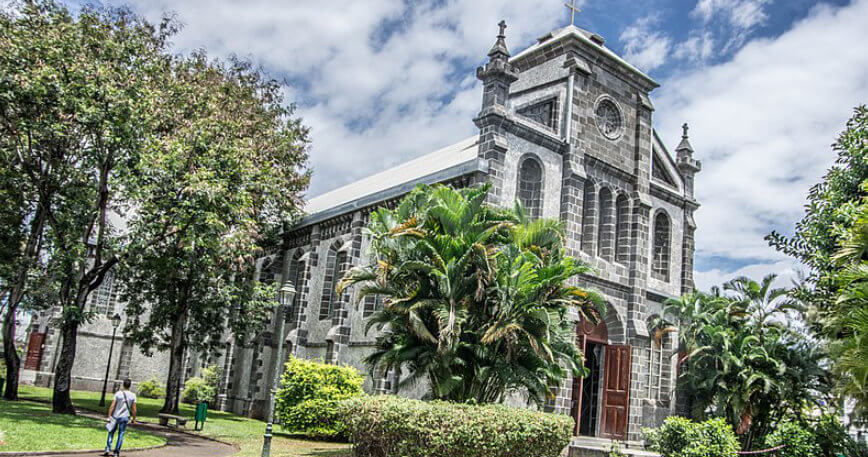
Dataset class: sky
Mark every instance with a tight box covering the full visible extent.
[64,0,868,292]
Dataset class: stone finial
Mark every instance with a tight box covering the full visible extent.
[676,122,701,198]
[476,20,519,113]
[676,122,694,154]
[488,20,511,59]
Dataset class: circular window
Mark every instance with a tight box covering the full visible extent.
[595,99,623,140]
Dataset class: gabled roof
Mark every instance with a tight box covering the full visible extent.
[303,137,481,218]
[651,129,684,191]
[510,25,658,88]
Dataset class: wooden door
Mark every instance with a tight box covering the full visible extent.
[24,332,45,370]
[600,345,631,439]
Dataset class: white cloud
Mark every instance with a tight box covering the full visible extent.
[693,0,772,31]
[692,0,773,51]
[654,0,868,272]
[694,259,804,292]
[673,31,715,62]
[619,14,672,72]
[123,0,567,197]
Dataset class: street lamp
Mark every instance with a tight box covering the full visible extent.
[99,313,123,407]
[262,281,296,457]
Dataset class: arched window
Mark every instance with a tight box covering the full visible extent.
[597,188,614,260]
[652,212,671,281]
[581,181,596,253]
[517,157,543,219]
[319,246,347,320]
[285,254,307,324]
[615,194,630,263]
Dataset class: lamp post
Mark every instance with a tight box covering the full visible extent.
[99,313,122,407]
[262,281,296,457]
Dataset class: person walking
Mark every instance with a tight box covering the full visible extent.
[105,378,137,457]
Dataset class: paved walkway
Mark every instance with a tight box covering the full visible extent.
[47,413,237,457]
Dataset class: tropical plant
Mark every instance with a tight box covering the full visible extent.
[337,183,604,405]
[665,277,830,450]
[827,183,868,419]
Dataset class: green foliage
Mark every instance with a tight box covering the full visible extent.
[763,421,819,457]
[181,365,221,404]
[340,395,573,457]
[812,414,868,457]
[338,183,604,404]
[767,106,868,420]
[643,417,740,457]
[136,377,166,399]
[274,356,363,439]
[181,377,214,404]
[666,277,830,449]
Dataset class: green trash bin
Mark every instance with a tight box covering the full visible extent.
[194,402,208,431]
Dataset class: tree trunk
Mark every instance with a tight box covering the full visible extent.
[2,311,20,400]
[52,320,79,414]
[161,300,188,415]
[2,205,46,401]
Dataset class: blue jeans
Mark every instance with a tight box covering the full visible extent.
[106,417,130,455]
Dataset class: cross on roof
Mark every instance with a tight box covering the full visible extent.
[498,20,506,37]
[564,0,581,26]
[682,123,689,138]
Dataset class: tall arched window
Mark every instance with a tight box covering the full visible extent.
[517,157,543,220]
[615,194,630,263]
[581,181,596,253]
[319,246,347,320]
[286,254,306,324]
[652,212,671,281]
[597,188,614,260]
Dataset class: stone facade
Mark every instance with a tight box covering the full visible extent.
[221,23,701,443]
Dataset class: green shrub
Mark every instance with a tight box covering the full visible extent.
[136,377,165,399]
[644,417,739,457]
[339,395,574,457]
[181,365,221,404]
[763,421,819,457]
[275,356,363,439]
[811,414,868,457]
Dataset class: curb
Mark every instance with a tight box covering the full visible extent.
[0,442,166,457]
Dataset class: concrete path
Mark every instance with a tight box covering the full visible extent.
[44,414,237,457]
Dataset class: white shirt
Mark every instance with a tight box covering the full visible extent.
[112,390,137,419]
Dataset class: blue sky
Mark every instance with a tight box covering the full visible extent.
[63,0,868,291]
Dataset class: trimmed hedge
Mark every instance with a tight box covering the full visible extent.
[340,395,573,457]
[643,417,739,457]
[136,377,165,399]
[275,356,363,439]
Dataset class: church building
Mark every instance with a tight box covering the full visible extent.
[221,19,701,446]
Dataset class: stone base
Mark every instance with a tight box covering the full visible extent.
[568,437,659,457]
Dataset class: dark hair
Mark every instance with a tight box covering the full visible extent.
[123,378,132,389]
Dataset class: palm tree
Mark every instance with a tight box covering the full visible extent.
[338,184,604,405]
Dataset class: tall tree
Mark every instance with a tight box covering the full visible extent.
[0,1,175,406]
[767,106,868,422]
[338,184,604,405]
[118,52,310,414]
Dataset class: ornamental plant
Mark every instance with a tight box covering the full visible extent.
[275,356,363,439]
[644,417,740,457]
[338,183,604,405]
[340,395,573,457]
[762,421,819,457]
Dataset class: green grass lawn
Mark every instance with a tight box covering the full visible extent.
[0,397,166,452]
[17,385,350,457]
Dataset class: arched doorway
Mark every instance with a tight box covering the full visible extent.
[570,314,632,440]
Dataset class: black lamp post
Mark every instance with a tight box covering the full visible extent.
[99,313,122,407]
[261,281,296,457]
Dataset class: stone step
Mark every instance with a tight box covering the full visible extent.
[568,436,659,457]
